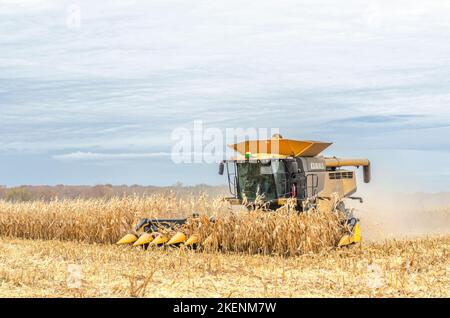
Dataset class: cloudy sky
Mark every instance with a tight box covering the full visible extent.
[1,0,450,191]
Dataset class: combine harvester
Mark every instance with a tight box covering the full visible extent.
[117,134,371,248]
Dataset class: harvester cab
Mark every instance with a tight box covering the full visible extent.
[117,135,371,248]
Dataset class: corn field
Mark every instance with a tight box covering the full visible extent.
[0,194,449,297]
[186,210,345,256]
[0,236,448,297]
[0,194,347,255]
[0,194,222,244]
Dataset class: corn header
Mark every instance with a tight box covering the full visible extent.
[117,135,371,248]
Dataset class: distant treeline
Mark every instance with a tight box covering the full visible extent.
[0,184,229,202]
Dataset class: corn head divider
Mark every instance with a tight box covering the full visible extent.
[117,134,371,251]
[117,215,208,248]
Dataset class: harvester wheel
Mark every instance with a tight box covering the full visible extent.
[336,201,346,214]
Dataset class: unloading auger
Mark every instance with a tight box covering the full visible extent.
[117,134,371,248]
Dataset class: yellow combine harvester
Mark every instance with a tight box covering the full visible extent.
[117,135,371,248]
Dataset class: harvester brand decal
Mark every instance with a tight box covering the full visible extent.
[310,162,325,170]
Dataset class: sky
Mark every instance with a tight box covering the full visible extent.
[1,0,450,192]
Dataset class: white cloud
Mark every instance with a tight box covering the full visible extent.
[52,151,171,161]
[52,150,228,162]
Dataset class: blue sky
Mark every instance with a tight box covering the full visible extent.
[1,0,450,192]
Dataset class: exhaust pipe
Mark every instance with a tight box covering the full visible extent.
[363,163,371,183]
